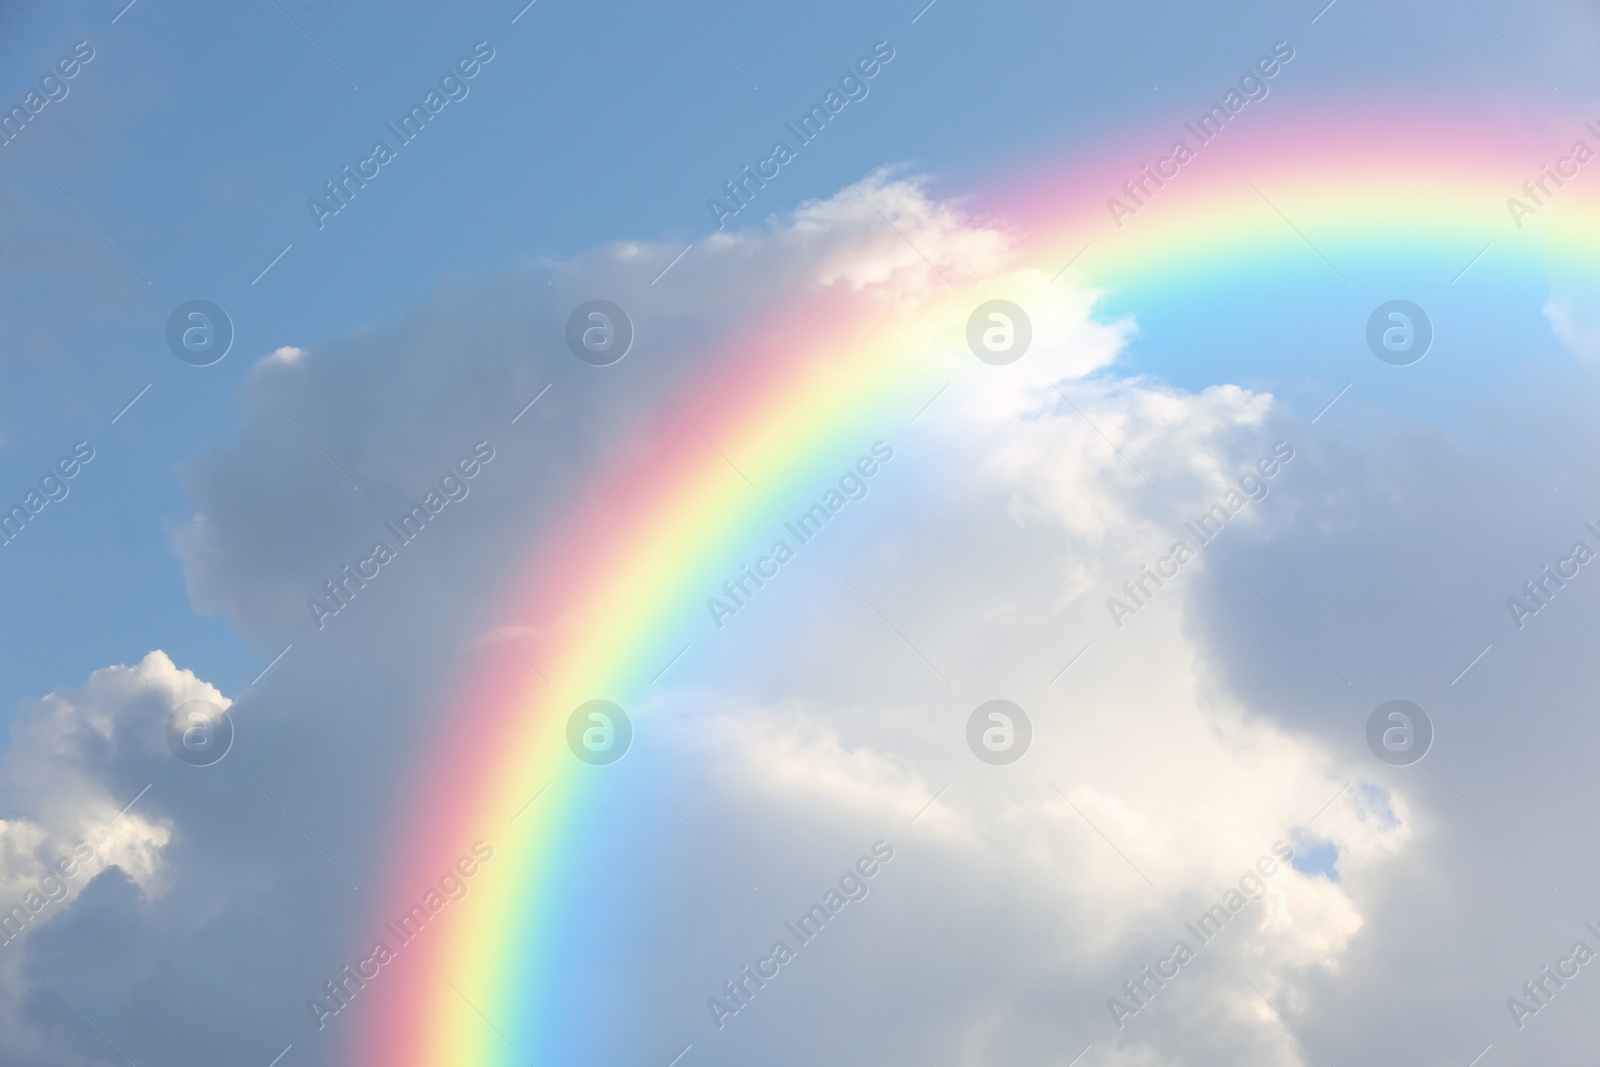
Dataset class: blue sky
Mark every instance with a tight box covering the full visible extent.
[6,2,1600,1066]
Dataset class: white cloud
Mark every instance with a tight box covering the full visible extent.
[257,345,307,370]
[12,167,1593,1067]
[629,315,1419,1062]
[0,652,213,917]
[0,651,228,1064]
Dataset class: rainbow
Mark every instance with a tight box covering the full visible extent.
[349,107,1599,1064]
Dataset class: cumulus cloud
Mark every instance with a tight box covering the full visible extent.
[156,170,1419,1066]
[638,353,1410,1064]
[0,652,214,910]
[0,653,218,1059]
[16,164,1600,1067]
[192,174,1422,1065]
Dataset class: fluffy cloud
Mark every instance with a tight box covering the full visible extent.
[640,350,1409,1064]
[0,652,209,912]
[0,653,212,1060]
[159,171,1413,1067]
[17,167,1600,1067]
